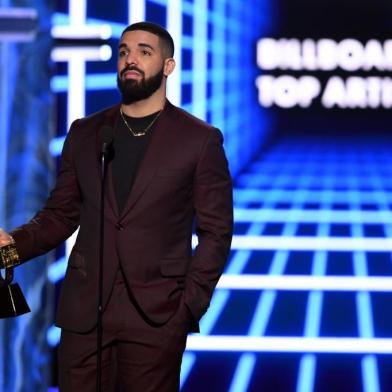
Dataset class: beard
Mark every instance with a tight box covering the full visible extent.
[117,65,165,105]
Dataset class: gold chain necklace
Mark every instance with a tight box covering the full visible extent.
[120,108,162,137]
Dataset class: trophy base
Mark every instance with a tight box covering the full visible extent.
[0,283,31,318]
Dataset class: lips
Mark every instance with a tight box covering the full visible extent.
[121,67,144,78]
[124,71,141,79]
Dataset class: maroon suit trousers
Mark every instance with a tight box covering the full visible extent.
[58,271,191,391]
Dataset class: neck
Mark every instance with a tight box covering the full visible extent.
[121,87,166,118]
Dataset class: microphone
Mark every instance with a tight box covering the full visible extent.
[97,125,113,391]
[100,126,113,157]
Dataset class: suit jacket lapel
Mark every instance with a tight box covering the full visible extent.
[119,100,176,219]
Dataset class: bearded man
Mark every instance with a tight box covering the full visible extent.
[0,21,233,391]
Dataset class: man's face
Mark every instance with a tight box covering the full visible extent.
[117,30,167,104]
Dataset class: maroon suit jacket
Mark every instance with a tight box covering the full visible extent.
[11,100,233,333]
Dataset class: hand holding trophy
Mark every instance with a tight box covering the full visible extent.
[0,229,30,318]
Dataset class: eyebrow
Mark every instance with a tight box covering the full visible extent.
[118,42,156,51]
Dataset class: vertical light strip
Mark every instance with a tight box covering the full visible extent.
[296,251,327,392]
[65,0,87,128]
[180,353,196,390]
[191,0,207,119]
[297,355,317,392]
[69,0,86,26]
[67,58,86,130]
[297,170,332,392]
[65,1,87,256]
[166,0,182,105]
[361,355,381,392]
[228,353,257,392]
[211,0,225,132]
[352,231,380,392]
[128,0,145,24]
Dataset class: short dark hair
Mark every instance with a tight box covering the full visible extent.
[121,21,174,58]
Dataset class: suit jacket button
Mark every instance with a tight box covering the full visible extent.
[116,223,124,231]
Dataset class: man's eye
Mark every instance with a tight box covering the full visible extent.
[142,50,151,56]
[118,51,127,57]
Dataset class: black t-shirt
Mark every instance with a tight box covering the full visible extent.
[112,110,160,212]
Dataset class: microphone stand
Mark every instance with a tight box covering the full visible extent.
[97,141,110,392]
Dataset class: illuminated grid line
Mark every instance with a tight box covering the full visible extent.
[234,208,392,224]
[349,183,380,392]
[297,189,332,392]
[185,336,392,354]
[234,189,392,205]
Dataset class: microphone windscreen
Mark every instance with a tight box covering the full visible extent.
[100,126,113,145]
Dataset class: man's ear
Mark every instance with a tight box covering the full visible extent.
[163,58,175,76]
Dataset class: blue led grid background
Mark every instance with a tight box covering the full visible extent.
[1,0,392,391]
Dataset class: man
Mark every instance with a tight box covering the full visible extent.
[0,21,233,391]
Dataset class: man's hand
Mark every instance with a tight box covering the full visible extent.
[0,229,19,269]
[0,228,14,247]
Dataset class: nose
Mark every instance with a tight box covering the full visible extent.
[125,51,137,66]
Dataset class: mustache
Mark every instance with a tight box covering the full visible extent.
[120,66,145,78]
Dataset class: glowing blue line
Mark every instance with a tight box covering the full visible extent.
[238,174,392,188]
[304,254,326,336]
[199,290,230,335]
[217,274,392,292]
[354,253,374,337]
[204,235,392,252]
[249,291,276,336]
[225,250,252,275]
[234,208,392,224]
[229,218,295,392]
[297,354,316,392]
[246,251,292,335]
[149,0,172,7]
[297,253,327,392]
[249,160,392,171]
[51,73,117,92]
[191,0,207,119]
[297,218,330,392]
[228,353,256,392]
[52,13,126,38]
[180,353,196,390]
[351,222,380,392]
[362,356,380,392]
[210,0,226,133]
[186,336,392,353]
[234,189,392,204]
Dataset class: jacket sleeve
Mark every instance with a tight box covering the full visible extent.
[184,128,233,322]
[10,122,82,262]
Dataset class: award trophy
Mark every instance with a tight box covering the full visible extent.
[0,244,30,318]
